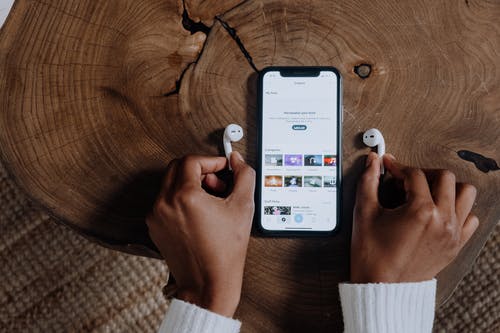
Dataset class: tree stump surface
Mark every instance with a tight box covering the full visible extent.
[0,1,499,331]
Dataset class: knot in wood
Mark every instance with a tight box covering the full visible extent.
[354,63,372,79]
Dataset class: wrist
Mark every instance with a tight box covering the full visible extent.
[177,285,241,317]
[351,265,399,283]
[351,268,435,283]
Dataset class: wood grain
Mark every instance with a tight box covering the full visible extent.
[184,0,244,26]
[0,0,499,332]
[0,0,205,252]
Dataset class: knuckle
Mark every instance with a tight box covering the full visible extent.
[180,155,196,169]
[415,209,432,223]
[442,222,458,239]
[152,199,169,220]
[448,232,462,253]
[440,210,453,224]
[414,202,436,222]
[439,223,462,255]
[436,205,454,224]
[469,215,480,233]
[470,214,479,225]
[239,164,256,178]
[462,183,477,197]
[175,187,199,208]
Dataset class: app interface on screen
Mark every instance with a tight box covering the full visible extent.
[261,70,339,231]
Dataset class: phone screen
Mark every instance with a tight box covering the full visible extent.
[259,68,341,233]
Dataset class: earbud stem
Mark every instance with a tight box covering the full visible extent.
[223,138,233,170]
[378,140,385,174]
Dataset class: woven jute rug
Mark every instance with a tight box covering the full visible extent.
[0,157,498,332]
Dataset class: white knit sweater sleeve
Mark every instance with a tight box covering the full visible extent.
[158,298,241,333]
[339,279,437,333]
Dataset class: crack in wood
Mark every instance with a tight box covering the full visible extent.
[163,32,211,96]
[163,60,194,96]
[458,150,499,173]
[215,16,259,73]
[165,2,258,96]
[163,2,212,96]
[182,7,210,34]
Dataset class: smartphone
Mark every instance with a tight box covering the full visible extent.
[257,66,342,235]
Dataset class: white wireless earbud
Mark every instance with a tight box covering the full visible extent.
[363,128,385,174]
[223,124,244,170]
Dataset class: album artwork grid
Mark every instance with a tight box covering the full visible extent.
[264,154,337,188]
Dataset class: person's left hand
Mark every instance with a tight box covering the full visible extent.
[146,153,255,317]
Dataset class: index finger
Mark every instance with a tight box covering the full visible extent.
[178,155,228,187]
[384,155,433,203]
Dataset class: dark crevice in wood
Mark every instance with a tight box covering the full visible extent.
[163,3,212,96]
[162,1,211,96]
[182,9,210,34]
[163,51,201,96]
[163,89,177,97]
[181,1,210,34]
[163,61,191,96]
[215,16,259,73]
[162,53,200,96]
[163,27,211,96]
[165,1,255,96]
[465,0,470,7]
[458,150,499,173]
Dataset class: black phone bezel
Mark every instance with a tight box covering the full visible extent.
[256,66,343,237]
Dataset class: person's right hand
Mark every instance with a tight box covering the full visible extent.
[351,152,479,283]
[146,152,255,317]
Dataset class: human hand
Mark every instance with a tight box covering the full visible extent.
[146,152,256,317]
[351,152,478,283]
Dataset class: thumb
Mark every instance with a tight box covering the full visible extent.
[228,151,256,204]
[355,152,381,216]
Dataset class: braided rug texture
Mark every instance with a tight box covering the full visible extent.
[0,157,498,332]
[0,160,169,332]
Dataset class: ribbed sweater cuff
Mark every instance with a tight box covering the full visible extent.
[158,298,241,333]
[339,279,436,333]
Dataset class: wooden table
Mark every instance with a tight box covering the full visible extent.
[0,1,499,331]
